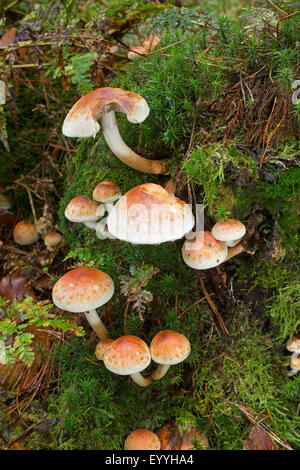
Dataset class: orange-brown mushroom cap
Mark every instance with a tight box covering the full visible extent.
[286,336,300,353]
[44,231,62,247]
[62,87,149,138]
[211,219,246,244]
[290,353,300,371]
[13,221,39,246]
[150,330,191,366]
[124,429,161,450]
[182,231,228,270]
[107,183,194,244]
[52,267,114,313]
[103,335,151,375]
[65,195,103,222]
[157,423,208,450]
[92,181,121,203]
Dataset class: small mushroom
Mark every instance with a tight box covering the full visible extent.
[286,336,300,353]
[52,267,114,340]
[13,221,39,246]
[150,330,191,380]
[103,335,152,387]
[107,183,194,245]
[124,429,161,450]
[211,219,246,247]
[64,195,104,230]
[157,423,208,450]
[44,231,62,250]
[62,87,168,174]
[182,231,228,270]
[288,352,300,376]
[92,181,122,214]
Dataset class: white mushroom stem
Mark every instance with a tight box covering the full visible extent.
[96,217,116,239]
[100,111,168,174]
[287,368,300,377]
[224,242,245,262]
[226,238,243,247]
[84,221,98,229]
[84,309,109,340]
[130,372,152,387]
[151,364,170,380]
[104,202,115,214]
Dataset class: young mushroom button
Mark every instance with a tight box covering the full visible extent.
[65,195,104,230]
[52,267,114,340]
[107,183,194,245]
[103,335,152,387]
[124,430,161,450]
[62,87,168,174]
[150,330,191,380]
[286,336,300,353]
[13,221,39,246]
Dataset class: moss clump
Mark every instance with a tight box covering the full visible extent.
[183,142,257,217]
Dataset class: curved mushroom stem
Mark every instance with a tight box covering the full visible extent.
[84,309,109,340]
[100,111,168,174]
[224,242,245,262]
[165,178,176,194]
[84,221,98,230]
[130,372,152,387]
[151,364,170,380]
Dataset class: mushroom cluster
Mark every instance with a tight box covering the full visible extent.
[64,182,121,240]
[182,219,247,271]
[95,329,190,387]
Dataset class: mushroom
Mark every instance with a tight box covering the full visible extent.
[52,267,114,340]
[95,338,114,360]
[211,219,246,247]
[62,87,168,174]
[64,195,104,230]
[288,352,300,376]
[150,330,191,380]
[286,336,300,353]
[103,335,152,387]
[157,423,208,450]
[107,183,194,245]
[44,231,62,250]
[182,231,228,270]
[0,193,11,210]
[92,181,122,214]
[124,429,161,450]
[13,221,39,246]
